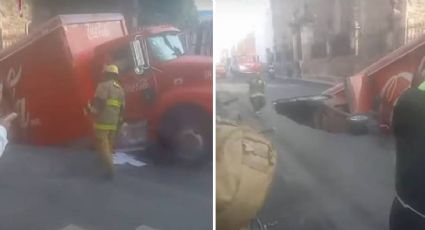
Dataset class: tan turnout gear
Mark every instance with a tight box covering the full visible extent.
[93,65,125,175]
[249,76,266,96]
[216,120,277,230]
[94,80,125,130]
[249,76,266,112]
[94,129,116,173]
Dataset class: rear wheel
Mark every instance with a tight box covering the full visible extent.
[158,106,212,165]
[347,115,369,135]
[348,122,369,135]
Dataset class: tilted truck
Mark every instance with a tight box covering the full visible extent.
[0,14,212,161]
[274,36,425,135]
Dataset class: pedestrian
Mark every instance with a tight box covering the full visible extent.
[0,113,17,156]
[390,81,425,229]
[248,74,266,115]
[90,64,125,177]
[284,46,294,77]
[266,48,274,65]
[0,83,18,156]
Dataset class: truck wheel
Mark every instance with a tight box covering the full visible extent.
[347,115,369,135]
[349,123,369,135]
[159,106,212,165]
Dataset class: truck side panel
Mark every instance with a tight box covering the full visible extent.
[1,28,82,145]
[63,19,127,121]
[366,47,425,128]
[0,14,128,145]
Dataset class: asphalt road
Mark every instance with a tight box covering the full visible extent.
[0,144,212,230]
[217,77,395,230]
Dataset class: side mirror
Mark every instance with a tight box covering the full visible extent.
[130,40,145,75]
[178,33,188,51]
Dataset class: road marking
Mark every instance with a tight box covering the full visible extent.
[136,225,159,230]
[59,224,160,230]
[267,83,297,88]
[59,225,86,230]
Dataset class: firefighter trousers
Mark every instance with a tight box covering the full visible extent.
[94,129,116,174]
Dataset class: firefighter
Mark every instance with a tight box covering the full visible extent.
[90,65,125,176]
[389,82,425,229]
[248,74,266,115]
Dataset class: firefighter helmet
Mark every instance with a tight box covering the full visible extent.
[104,65,119,75]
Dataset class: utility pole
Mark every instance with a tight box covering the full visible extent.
[289,4,315,78]
[132,0,138,31]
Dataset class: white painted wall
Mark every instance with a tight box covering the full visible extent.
[195,0,212,11]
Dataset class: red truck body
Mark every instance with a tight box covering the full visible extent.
[229,33,261,76]
[1,14,212,148]
[229,55,262,76]
[275,36,425,134]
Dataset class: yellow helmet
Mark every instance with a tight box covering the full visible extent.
[104,64,119,74]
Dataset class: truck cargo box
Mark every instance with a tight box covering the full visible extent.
[0,14,127,145]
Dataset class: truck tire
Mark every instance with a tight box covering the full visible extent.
[349,123,369,135]
[158,106,212,165]
[347,116,369,135]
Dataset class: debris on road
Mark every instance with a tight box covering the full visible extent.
[136,225,159,230]
[60,225,86,230]
[113,152,146,167]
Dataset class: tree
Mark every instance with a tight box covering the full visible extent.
[138,0,199,30]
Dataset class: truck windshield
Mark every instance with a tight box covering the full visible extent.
[147,34,185,62]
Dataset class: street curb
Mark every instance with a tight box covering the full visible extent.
[275,76,338,87]
[217,73,339,87]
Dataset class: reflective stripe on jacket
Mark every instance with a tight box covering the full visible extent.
[95,123,118,131]
[94,79,125,130]
[106,99,122,107]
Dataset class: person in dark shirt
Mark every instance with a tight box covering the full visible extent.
[390,83,425,229]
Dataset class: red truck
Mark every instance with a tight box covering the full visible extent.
[230,55,262,76]
[229,33,262,76]
[0,14,212,161]
[275,36,425,135]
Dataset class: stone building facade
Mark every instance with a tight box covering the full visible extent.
[0,0,31,49]
[270,0,419,78]
[406,0,425,42]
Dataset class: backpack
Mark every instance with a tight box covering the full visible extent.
[216,121,277,230]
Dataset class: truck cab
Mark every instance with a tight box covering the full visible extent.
[94,25,213,161]
[0,14,211,162]
[230,55,262,76]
